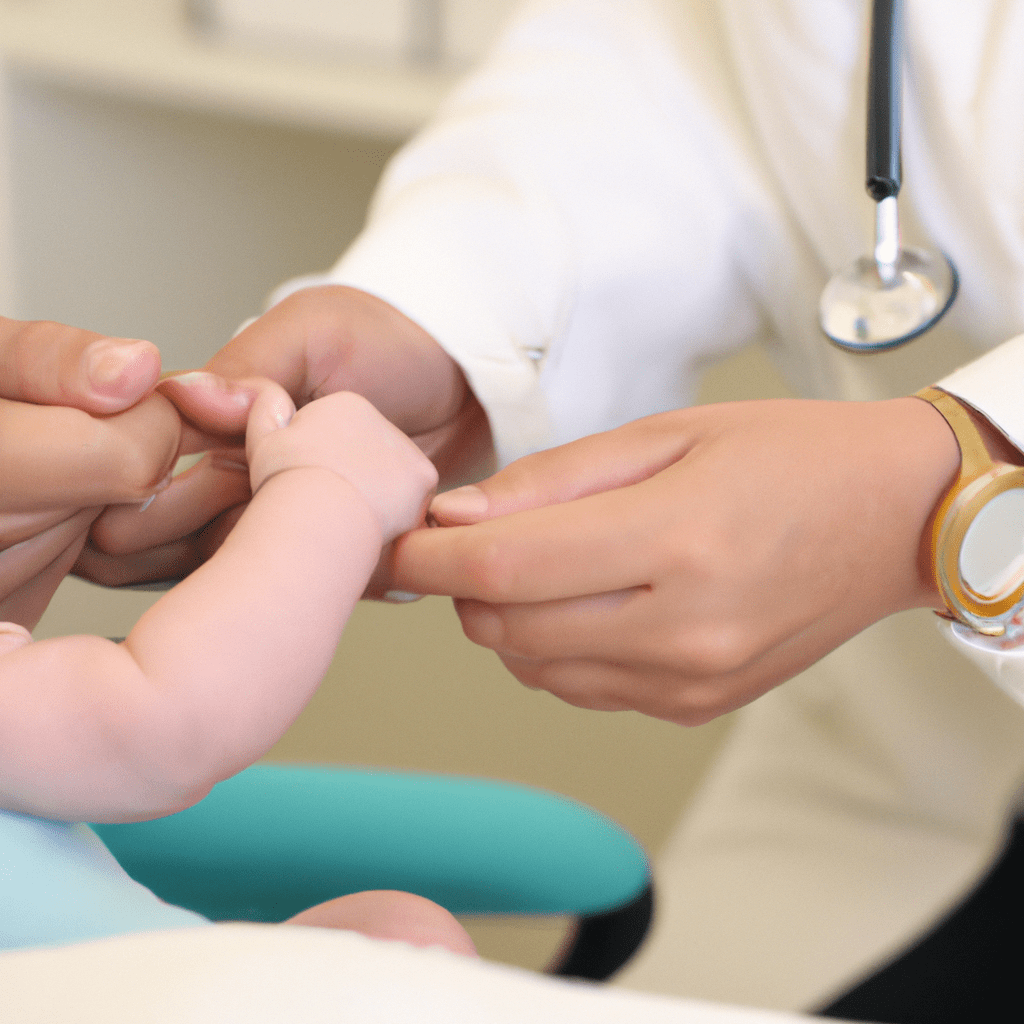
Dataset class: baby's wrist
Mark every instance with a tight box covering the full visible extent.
[250,463,387,541]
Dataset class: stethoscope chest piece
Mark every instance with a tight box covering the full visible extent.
[820,218,959,352]
[819,0,959,352]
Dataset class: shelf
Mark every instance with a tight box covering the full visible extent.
[0,0,461,137]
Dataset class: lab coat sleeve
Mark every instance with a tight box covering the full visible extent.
[934,334,1024,706]
[937,333,1024,453]
[277,0,764,466]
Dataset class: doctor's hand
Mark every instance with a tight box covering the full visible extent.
[77,286,488,590]
[391,397,962,725]
[0,318,179,629]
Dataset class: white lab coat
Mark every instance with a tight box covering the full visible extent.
[278,0,1024,1012]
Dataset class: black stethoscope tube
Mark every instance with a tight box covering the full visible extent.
[866,0,902,202]
[818,0,958,349]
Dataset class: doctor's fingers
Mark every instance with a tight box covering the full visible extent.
[205,287,469,438]
[393,484,666,604]
[0,508,98,627]
[88,451,251,556]
[3,548,91,632]
[1,507,88,550]
[74,503,247,589]
[493,653,747,724]
[428,411,696,526]
[494,651,782,726]
[158,372,260,442]
[487,614,841,727]
[472,577,888,725]
[0,392,181,510]
[0,318,161,415]
[452,578,784,686]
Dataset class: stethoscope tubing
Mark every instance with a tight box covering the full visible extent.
[819,0,958,351]
[866,0,901,201]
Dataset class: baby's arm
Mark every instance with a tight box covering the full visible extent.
[0,385,437,822]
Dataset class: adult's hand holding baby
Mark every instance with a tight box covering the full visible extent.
[0,318,180,628]
[392,398,963,725]
[78,286,485,592]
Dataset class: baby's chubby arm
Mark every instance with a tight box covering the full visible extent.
[0,384,437,823]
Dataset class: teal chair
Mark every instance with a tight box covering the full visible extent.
[92,764,653,980]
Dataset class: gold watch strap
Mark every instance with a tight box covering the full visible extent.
[915,387,990,626]
[915,386,995,484]
[915,386,1020,635]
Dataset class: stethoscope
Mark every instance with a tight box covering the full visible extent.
[818,0,959,352]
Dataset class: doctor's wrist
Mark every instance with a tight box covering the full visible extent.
[880,396,962,611]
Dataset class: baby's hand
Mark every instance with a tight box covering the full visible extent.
[246,384,438,542]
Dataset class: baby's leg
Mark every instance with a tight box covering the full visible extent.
[285,890,477,958]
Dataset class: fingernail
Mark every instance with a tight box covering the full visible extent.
[163,371,252,408]
[211,454,249,473]
[136,468,174,510]
[140,468,173,509]
[86,340,153,391]
[0,622,32,653]
[429,486,489,524]
[272,405,294,429]
[232,316,257,338]
[383,591,424,603]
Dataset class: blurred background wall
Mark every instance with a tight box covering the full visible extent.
[3,0,793,968]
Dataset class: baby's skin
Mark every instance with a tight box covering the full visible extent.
[0,381,438,824]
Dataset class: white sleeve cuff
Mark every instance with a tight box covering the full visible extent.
[942,619,1024,709]
[936,334,1024,453]
[934,335,1024,700]
[268,175,569,467]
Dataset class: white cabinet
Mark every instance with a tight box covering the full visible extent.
[195,0,430,63]
[197,0,518,66]
[0,0,466,366]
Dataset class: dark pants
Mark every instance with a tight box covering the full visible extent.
[817,819,1022,1023]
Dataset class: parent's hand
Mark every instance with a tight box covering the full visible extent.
[391,398,963,725]
[0,318,180,628]
[78,286,489,590]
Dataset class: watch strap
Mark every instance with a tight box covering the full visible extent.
[915,386,994,484]
[915,385,1024,637]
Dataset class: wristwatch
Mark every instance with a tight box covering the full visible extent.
[916,386,1024,642]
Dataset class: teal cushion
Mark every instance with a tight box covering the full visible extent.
[92,765,650,922]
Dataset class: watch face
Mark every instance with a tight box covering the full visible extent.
[938,465,1024,637]
[959,488,1024,599]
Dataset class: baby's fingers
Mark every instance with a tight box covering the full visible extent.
[244,382,297,464]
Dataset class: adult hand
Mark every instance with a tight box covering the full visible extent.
[0,318,180,629]
[78,286,489,591]
[391,397,963,725]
